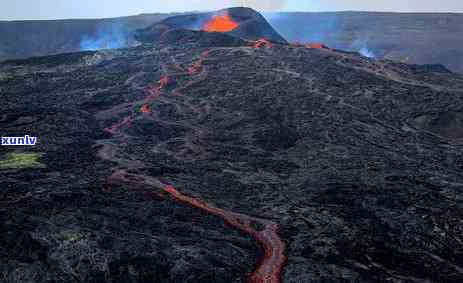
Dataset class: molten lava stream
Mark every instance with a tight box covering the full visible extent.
[253,38,273,49]
[139,104,150,114]
[202,13,239,32]
[104,115,133,135]
[139,75,170,114]
[105,75,169,134]
[305,43,326,49]
[187,51,209,75]
[103,68,285,282]
[163,185,286,283]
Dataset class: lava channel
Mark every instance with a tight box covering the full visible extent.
[187,50,209,75]
[139,75,169,114]
[163,185,286,283]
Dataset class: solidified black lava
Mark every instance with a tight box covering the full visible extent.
[1,10,463,283]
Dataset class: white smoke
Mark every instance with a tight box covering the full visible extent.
[228,0,285,11]
[359,46,375,58]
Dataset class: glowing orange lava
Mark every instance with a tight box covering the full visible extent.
[139,104,150,114]
[162,185,286,283]
[142,75,169,113]
[105,75,169,133]
[305,43,326,49]
[187,50,209,75]
[202,13,239,33]
[253,38,273,49]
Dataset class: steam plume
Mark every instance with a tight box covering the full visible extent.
[80,22,130,51]
[229,0,285,11]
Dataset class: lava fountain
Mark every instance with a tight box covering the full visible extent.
[202,13,239,33]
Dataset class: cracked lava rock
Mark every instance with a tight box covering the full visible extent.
[1,7,463,283]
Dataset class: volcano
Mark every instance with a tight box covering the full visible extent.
[134,7,287,45]
[1,7,463,283]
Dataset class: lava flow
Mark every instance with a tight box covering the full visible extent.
[202,13,239,32]
[139,75,169,114]
[163,185,286,283]
[105,75,169,134]
[101,56,286,282]
[253,38,273,49]
[104,115,133,135]
[139,104,150,114]
[187,50,209,75]
[305,43,327,49]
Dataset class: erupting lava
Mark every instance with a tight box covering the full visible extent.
[202,13,239,33]
[253,38,273,49]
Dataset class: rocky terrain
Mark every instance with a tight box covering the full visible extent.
[1,7,463,283]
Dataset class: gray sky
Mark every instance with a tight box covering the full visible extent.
[1,0,462,20]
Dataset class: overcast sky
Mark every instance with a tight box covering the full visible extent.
[1,0,462,20]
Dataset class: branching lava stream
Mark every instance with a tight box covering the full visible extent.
[98,50,286,283]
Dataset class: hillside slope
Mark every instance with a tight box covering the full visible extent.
[1,18,463,282]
